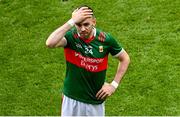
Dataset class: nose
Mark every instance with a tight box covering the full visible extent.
[80,26,86,31]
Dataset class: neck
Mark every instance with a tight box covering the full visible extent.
[78,28,95,40]
[85,29,94,39]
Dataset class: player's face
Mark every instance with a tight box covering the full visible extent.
[75,17,96,39]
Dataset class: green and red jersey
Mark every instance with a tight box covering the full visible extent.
[63,28,123,104]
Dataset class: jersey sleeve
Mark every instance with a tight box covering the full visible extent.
[64,30,72,48]
[107,33,124,57]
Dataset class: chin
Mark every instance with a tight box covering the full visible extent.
[80,36,86,38]
[80,34,87,37]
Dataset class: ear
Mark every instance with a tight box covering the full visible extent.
[92,18,96,27]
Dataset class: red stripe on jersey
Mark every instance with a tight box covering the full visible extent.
[64,48,108,72]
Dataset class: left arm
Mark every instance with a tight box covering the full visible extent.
[96,50,130,100]
[113,50,130,84]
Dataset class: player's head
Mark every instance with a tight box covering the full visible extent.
[77,5,95,18]
[74,5,96,39]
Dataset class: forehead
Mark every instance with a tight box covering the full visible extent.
[78,17,95,25]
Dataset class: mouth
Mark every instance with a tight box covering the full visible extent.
[80,33,88,36]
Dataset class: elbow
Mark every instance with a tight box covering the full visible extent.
[126,54,130,65]
[127,53,130,61]
[127,56,130,65]
[46,39,54,48]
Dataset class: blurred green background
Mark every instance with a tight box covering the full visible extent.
[0,0,179,115]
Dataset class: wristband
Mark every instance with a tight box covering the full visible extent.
[67,19,75,27]
[111,80,119,89]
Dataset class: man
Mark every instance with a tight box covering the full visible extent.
[46,5,130,116]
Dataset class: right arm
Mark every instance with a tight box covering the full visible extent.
[46,7,93,48]
[46,22,72,48]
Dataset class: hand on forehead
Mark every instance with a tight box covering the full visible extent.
[71,6,94,24]
[78,7,89,10]
[76,7,93,13]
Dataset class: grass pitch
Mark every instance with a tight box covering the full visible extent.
[0,0,180,115]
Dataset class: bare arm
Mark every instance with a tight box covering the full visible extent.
[96,50,130,100]
[113,50,130,84]
[46,23,71,48]
[46,7,93,48]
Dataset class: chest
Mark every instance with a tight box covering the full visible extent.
[72,39,109,58]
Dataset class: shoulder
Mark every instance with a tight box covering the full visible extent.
[66,28,77,36]
[96,28,112,42]
[65,28,79,42]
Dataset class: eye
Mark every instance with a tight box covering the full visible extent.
[83,23,90,27]
[76,23,81,27]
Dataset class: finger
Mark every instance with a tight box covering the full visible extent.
[97,91,106,100]
[96,89,103,98]
[100,93,108,100]
[81,10,93,14]
[83,13,94,18]
[82,9,92,12]
[83,12,93,15]
[79,7,89,10]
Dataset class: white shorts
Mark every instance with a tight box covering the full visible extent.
[61,95,105,116]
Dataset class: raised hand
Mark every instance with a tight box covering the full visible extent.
[71,7,93,24]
